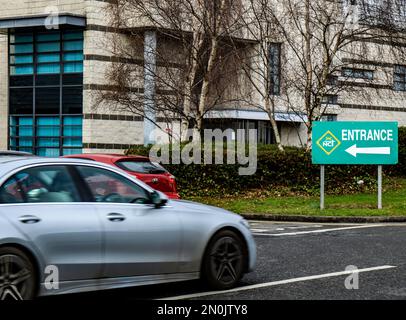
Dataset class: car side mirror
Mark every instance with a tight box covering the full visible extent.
[150,191,168,208]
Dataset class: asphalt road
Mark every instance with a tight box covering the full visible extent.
[43,221,406,300]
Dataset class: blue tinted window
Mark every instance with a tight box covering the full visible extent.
[9,30,84,156]
[11,65,34,75]
[19,126,34,136]
[37,63,61,74]
[19,118,33,125]
[63,116,82,125]
[37,117,60,126]
[64,62,83,73]
[37,42,60,52]
[63,137,82,147]
[37,148,60,157]
[19,138,33,147]
[63,52,83,61]
[37,53,60,63]
[13,44,33,54]
[63,116,82,137]
[63,40,83,51]
[36,33,60,42]
[38,138,60,147]
[9,138,17,147]
[12,34,33,43]
[37,117,60,137]
[62,148,82,155]
[62,31,83,40]
[12,55,33,64]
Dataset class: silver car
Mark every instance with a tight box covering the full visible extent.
[0,156,256,300]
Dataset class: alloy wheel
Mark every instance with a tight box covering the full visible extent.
[209,236,244,286]
[0,254,33,300]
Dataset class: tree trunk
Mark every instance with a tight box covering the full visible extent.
[181,31,204,141]
[195,0,227,135]
[265,96,284,151]
[196,37,218,133]
[304,0,313,150]
[305,120,312,152]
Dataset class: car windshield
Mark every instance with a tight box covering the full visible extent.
[116,160,167,174]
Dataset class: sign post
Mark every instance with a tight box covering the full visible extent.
[312,121,398,210]
[378,165,382,210]
[320,165,325,210]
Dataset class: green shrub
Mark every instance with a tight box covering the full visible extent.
[127,144,381,197]
[126,127,406,197]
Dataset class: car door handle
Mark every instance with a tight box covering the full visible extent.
[107,213,126,222]
[18,215,41,224]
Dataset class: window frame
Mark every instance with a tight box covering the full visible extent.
[8,29,84,156]
[268,43,282,96]
[0,164,86,204]
[393,65,406,91]
[0,163,155,205]
[342,67,374,80]
[74,165,153,204]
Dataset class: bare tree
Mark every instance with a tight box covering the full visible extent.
[96,0,406,148]
[234,0,406,150]
[96,0,245,142]
[229,0,286,151]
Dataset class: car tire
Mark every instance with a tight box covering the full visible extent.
[202,230,246,290]
[0,247,37,300]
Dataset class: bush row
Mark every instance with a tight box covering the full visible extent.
[127,135,405,198]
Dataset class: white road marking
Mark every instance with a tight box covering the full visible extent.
[250,228,270,232]
[286,225,323,230]
[252,224,385,237]
[159,265,396,300]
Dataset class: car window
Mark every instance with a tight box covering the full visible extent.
[0,165,80,203]
[115,160,167,174]
[0,177,25,203]
[76,166,151,204]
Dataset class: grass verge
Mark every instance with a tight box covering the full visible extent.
[186,178,406,217]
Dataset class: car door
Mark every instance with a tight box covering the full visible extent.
[74,165,182,278]
[0,165,103,282]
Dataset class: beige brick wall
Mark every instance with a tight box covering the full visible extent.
[337,108,406,124]
[0,0,85,19]
[83,119,144,146]
[0,33,8,150]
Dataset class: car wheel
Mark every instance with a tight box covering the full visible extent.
[0,247,37,300]
[202,230,246,290]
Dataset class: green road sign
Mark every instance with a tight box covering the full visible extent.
[312,121,398,165]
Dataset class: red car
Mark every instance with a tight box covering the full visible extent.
[63,153,180,199]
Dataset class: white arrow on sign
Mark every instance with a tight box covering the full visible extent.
[345,144,390,157]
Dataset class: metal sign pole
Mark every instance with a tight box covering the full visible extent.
[378,165,382,209]
[320,165,325,210]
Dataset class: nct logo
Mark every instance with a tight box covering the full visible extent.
[316,130,341,155]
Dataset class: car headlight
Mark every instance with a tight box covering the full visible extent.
[240,219,251,230]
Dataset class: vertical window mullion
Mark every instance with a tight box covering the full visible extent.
[33,31,37,153]
[60,30,63,156]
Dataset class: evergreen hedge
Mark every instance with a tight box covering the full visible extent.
[127,127,406,197]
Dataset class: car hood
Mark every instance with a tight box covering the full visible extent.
[171,199,239,217]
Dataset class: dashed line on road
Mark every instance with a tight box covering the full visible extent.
[252,224,385,237]
[158,265,396,300]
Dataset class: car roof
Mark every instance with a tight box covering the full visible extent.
[64,153,150,162]
[0,156,113,177]
[0,150,35,156]
[0,156,157,194]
